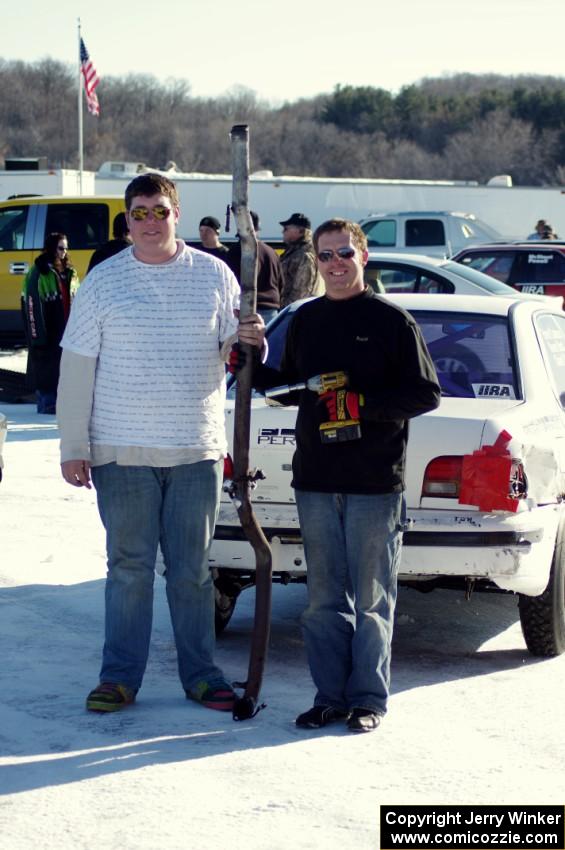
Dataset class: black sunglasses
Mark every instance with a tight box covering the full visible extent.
[317,247,356,263]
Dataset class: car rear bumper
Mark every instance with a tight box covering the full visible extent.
[210,502,562,596]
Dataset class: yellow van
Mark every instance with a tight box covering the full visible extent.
[0,195,125,339]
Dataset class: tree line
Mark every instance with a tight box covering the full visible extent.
[1,57,565,186]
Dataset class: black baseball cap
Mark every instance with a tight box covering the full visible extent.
[199,216,221,232]
[279,212,311,229]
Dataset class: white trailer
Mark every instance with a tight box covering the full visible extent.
[4,160,565,242]
[94,162,565,242]
[0,168,95,200]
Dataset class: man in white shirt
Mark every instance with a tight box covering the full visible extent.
[58,173,241,714]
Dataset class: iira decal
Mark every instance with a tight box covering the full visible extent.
[471,383,515,398]
[521,284,545,294]
[257,427,296,446]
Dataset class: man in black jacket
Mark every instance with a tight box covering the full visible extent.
[227,211,283,325]
[236,218,440,733]
[198,216,231,260]
[87,213,131,272]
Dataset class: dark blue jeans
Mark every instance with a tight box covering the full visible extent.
[91,460,223,692]
[36,390,56,414]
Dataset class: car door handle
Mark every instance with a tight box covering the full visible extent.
[9,262,29,274]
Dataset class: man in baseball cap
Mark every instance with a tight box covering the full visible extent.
[279,212,323,306]
[279,212,312,230]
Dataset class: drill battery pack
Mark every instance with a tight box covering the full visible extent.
[319,419,362,444]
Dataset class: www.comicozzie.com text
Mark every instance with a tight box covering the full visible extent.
[382,807,564,848]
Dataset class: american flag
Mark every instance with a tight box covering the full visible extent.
[80,37,100,116]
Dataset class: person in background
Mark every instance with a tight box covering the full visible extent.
[542,223,559,240]
[235,218,440,733]
[87,213,132,272]
[527,219,549,240]
[227,210,283,326]
[279,212,324,307]
[22,232,79,414]
[198,216,230,260]
[57,173,240,714]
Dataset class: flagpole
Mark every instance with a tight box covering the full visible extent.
[78,18,83,195]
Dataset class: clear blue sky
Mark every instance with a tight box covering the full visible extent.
[3,0,565,103]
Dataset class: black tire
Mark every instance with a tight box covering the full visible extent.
[214,582,239,635]
[518,518,565,657]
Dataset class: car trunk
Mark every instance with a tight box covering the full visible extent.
[223,396,523,511]
[224,399,298,505]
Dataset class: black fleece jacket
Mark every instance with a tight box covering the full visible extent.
[253,289,441,494]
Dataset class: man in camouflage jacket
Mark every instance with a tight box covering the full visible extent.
[279,212,324,307]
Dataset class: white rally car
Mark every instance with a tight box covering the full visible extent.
[210,294,565,657]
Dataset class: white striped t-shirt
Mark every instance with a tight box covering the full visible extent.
[61,243,239,453]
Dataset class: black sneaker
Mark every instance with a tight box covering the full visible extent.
[347,708,383,733]
[295,705,349,729]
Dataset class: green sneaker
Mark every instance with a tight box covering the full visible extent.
[186,678,236,712]
[86,682,136,713]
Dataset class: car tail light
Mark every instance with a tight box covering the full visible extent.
[509,459,528,500]
[422,456,463,498]
[223,454,234,480]
[422,442,528,509]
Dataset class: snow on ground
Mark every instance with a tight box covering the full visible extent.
[1,401,564,850]
[0,347,26,373]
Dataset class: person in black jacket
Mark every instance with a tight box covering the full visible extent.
[197,215,231,261]
[87,213,132,272]
[235,218,440,733]
[22,232,79,413]
[227,211,283,325]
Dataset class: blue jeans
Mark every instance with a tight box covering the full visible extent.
[91,460,223,692]
[36,390,56,414]
[295,490,403,715]
[258,307,278,326]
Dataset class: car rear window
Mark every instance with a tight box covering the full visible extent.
[514,250,565,284]
[411,310,518,399]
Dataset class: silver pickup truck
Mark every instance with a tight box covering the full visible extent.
[358,211,503,259]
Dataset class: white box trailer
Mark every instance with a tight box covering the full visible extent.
[4,160,565,243]
[0,168,95,200]
[94,162,565,243]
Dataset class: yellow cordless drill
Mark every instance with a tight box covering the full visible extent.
[265,371,364,443]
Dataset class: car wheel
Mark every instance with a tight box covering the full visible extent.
[518,518,565,657]
[214,580,239,635]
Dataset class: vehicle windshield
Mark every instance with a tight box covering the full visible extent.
[227,303,519,400]
[442,260,518,294]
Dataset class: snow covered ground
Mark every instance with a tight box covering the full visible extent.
[1,400,564,850]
